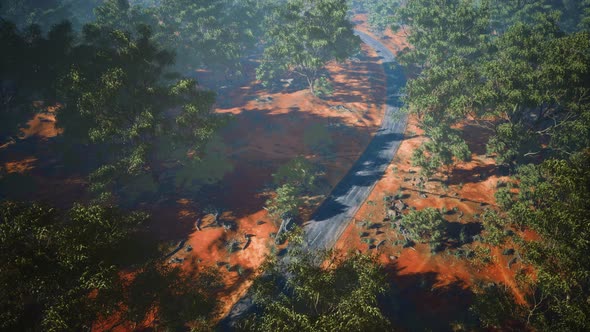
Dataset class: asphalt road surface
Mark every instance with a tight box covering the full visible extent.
[303,30,408,250]
[218,30,407,329]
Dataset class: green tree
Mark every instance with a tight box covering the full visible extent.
[0,201,220,330]
[479,209,509,246]
[55,24,224,200]
[394,0,490,178]
[125,264,220,330]
[485,151,590,330]
[470,282,524,329]
[411,122,471,181]
[93,0,154,33]
[94,0,272,72]
[514,152,590,330]
[365,0,401,33]
[265,183,302,222]
[480,18,590,167]
[0,20,76,143]
[242,245,393,331]
[0,201,148,331]
[400,208,446,251]
[256,0,360,95]
[272,156,321,194]
[0,0,102,30]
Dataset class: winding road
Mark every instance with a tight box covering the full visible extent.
[304,30,407,250]
[219,30,408,329]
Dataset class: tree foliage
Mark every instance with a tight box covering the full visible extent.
[0,201,220,330]
[479,209,509,246]
[0,0,101,31]
[256,0,360,94]
[265,183,302,222]
[398,0,590,176]
[400,208,446,250]
[242,244,392,331]
[348,0,401,33]
[0,201,147,331]
[55,24,224,200]
[93,0,272,72]
[510,152,590,330]
[399,3,590,327]
[272,156,321,194]
[411,122,471,180]
[0,16,227,201]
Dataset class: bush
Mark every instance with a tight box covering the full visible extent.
[314,76,334,98]
[480,209,509,246]
[494,187,513,210]
[400,208,446,249]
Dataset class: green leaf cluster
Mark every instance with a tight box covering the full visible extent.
[243,248,393,331]
[400,208,446,250]
[256,0,360,94]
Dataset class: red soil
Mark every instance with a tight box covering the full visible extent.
[175,40,388,321]
[327,17,534,325]
[1,13,532,329]
[353,13,410,57]
[19,106,62,139]
[1,24,389,328]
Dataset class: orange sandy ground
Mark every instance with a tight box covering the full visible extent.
[334,116,526,299]
[353,14,411,57]
[0,15,532,330]
[177,39,389,324]
[334,17,530,329]
[0,27,389,329]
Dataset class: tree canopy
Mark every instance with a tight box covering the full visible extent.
[241,240,393,331]
[0,201,146,330]
[55,23,225,201]
[256,0,360,95]
[394,0,590,329]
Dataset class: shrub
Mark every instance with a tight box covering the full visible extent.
[314,76,334,98]
[400,208,446,249]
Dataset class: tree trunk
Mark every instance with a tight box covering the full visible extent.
[275,217,292,244]
[307,76,315,96]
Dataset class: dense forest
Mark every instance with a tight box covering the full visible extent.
[1,0,589,331]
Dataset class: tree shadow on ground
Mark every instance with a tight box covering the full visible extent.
[461,123,494,156]
[449,163,498,186]
[445,220,484,249]
[381,264,478,331]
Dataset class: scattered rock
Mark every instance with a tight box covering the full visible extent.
[256,96,273,103]
[393,200,406,211]
[508,256,518,268]
[185,245,193,252]
[243,234,253,250]
[330,105,353,113]
[280,78,294,86]
[420,193,427,198]
[170,257,184,264]
[387,207,398,219]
